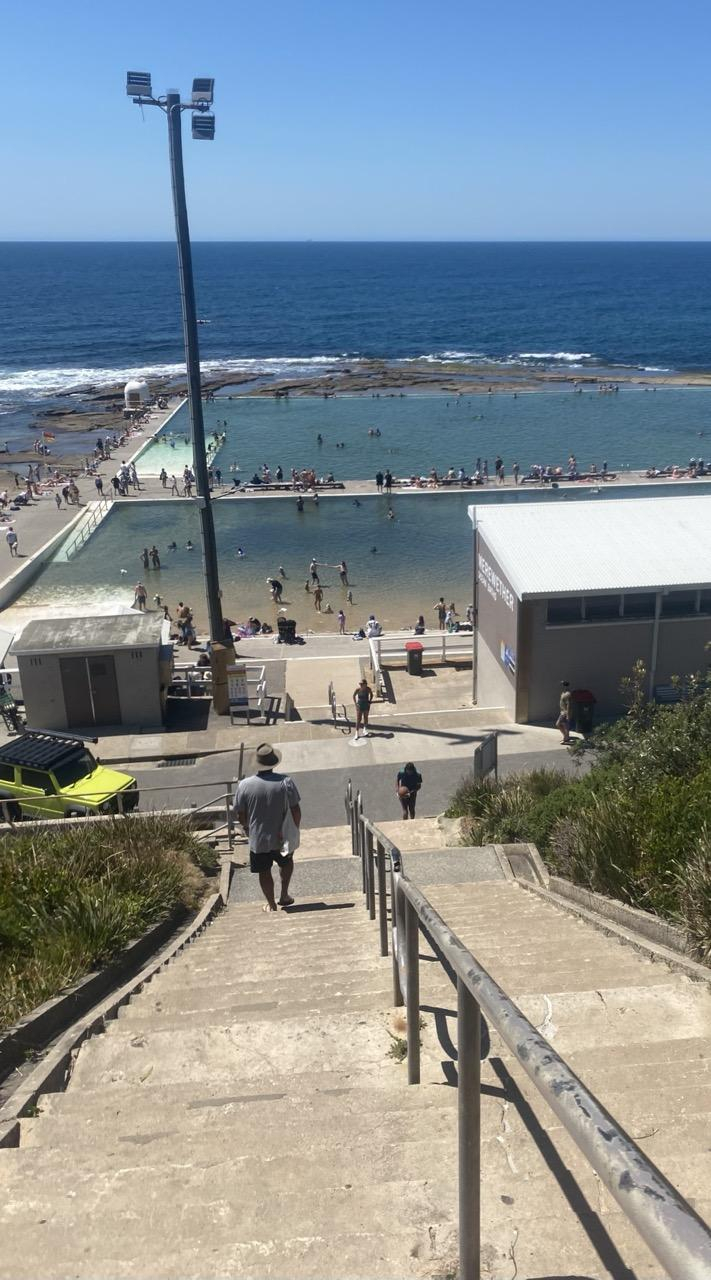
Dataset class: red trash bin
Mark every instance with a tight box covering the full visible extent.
[405,640,424,676]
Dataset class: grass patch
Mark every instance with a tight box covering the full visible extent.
[446,665,711,959]
[0,815,217,1031]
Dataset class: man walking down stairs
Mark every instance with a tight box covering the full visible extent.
[2,842,711,1277]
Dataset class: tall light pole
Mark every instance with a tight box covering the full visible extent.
[126,73,223,643]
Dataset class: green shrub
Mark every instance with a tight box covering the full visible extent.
[446,672,711,947]
[676,829,711,961]
[0,815,216,1031]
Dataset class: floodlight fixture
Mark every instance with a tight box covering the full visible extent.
[192,78,214,106]
[126,71,152,98]
[192,113,215,140]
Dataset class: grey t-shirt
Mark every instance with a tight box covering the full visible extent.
[235,770,301,853]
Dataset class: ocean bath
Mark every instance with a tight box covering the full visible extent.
[15,478,711,635]
[135,387,711,480]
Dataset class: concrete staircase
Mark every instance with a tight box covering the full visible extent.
[2,865,711,1278]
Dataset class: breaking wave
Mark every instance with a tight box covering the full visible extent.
[0,355,352,399]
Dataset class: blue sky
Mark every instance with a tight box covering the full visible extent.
[3,0,711,240]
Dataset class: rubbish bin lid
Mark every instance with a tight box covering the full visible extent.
[405,641,424,651]
[571,688,596,702]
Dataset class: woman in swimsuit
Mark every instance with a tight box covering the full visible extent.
[353,679,373,739]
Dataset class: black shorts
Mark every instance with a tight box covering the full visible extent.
[250,848,294,874]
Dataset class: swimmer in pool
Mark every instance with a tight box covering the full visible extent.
[186,540,193,551]
[237,547,245,557]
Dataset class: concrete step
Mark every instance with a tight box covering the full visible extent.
[291,825,354,859]
[23,1071,711,1172]
[115,970,681,1032]
[21,1085,460,1149]
[31,1075,456,1124]
[147,953,390,991]
[420,982,711,1059]
[118,969,399,1018]
[65,1011,408,1093]
[25,1059,711,1170]
[0,1170,673,1280]
[0,1227,458,1280]
[113,987,399,1028]
[0,1215,669,1280]
[7,1119,710,1214]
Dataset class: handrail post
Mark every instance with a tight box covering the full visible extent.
[405,896,420,1084]
[391,873,404,1006]
[376,838,388,956]
[226,780,234,850]
[366,827,375,920]
[457,977,481,1280]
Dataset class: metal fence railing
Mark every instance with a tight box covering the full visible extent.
[327,681,351,733]
[345,780,711,1280]
[367,629,472,698]
[0,747,246,849]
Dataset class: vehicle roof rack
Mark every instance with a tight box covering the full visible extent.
[0,730,98,771]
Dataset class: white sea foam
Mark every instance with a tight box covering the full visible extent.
[0,355,350,398]
[399,351,486,364]
[516,351,595,362]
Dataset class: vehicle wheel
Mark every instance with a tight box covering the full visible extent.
[2,801,20,823]
[65,808,85,819]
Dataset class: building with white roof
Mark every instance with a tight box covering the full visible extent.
[470,495,711,723]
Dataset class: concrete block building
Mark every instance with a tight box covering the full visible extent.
[470,496,711,723]
[13,614,172,731]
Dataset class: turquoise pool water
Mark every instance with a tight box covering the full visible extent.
[19,481,711,633]
[136,387,711,480]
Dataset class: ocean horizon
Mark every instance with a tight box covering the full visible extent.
[3,239,711,445]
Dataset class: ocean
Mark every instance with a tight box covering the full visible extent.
[3,241,711,445]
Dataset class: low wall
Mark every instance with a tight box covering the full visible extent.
[0,507,86,613]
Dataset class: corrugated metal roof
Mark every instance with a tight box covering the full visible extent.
[470,496,711,598]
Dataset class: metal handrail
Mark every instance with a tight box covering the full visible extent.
[63,495,112,560]
[345,784,711,1280]
[328,681,351,733]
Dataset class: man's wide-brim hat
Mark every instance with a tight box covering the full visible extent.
[256,742,281,767]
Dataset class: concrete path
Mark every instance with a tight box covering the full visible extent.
[3,852,711,1277]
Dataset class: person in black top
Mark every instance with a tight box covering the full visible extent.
[396,762,422,819]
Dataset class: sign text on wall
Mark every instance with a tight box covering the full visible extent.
[478,553,515,612]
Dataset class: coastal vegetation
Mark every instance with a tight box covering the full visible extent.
[0,815,217,1032]
[448,663,711,958]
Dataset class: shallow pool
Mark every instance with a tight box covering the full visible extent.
[19,479,711,634]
